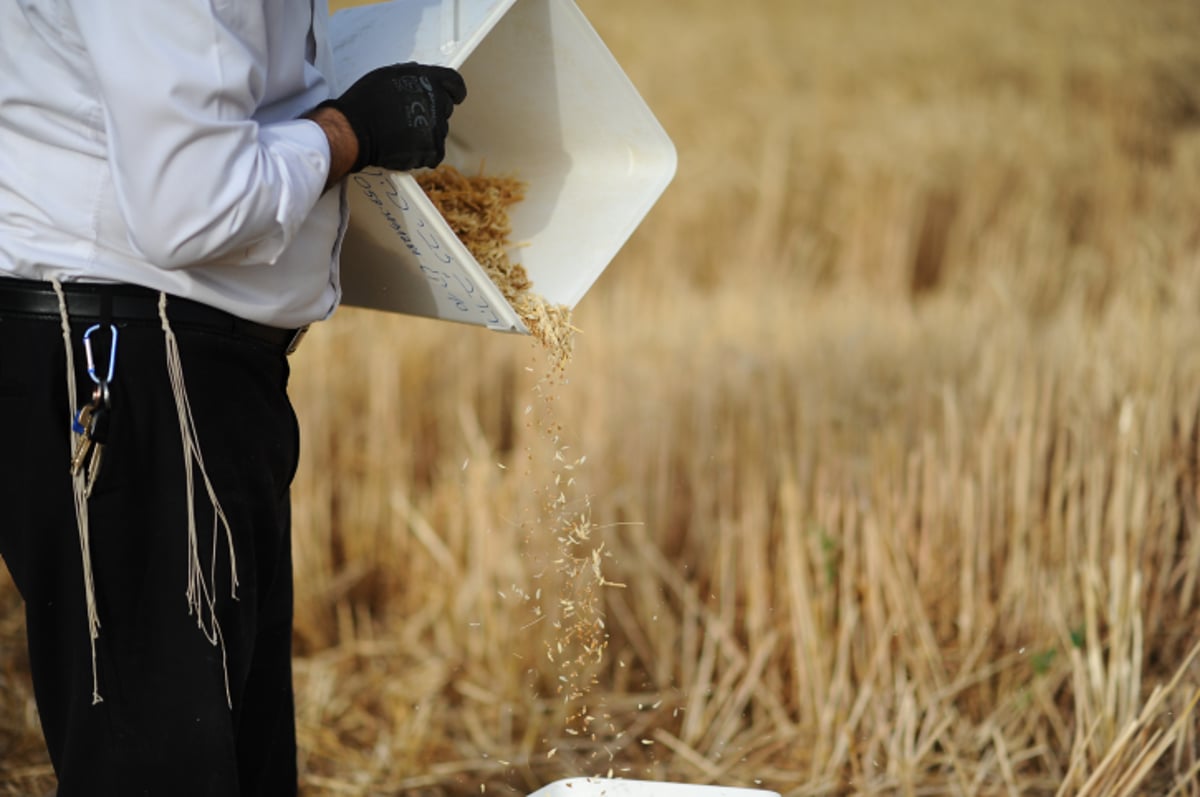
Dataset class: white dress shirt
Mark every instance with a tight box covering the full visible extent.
[0,0,344,328]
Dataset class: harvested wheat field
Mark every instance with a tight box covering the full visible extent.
[4,0,1200,794]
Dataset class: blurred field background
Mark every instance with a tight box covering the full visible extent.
[4,0,1200,794]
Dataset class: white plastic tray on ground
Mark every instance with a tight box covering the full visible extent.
[527,777,781,797]
[329,0,678,332]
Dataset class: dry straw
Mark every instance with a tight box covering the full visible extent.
[418,163,613,740]
[415,165,576,373]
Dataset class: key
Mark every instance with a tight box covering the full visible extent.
[85,444,104,497]
[70,404,97,476]
[72,402,94,436]
[82,403,110,496]
[88,402,111,446]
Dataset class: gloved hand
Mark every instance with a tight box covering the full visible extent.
[319,62,467,173]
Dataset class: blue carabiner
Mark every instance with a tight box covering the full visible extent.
[82,324,118,386]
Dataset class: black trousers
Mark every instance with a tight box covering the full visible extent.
[0,297,301,796]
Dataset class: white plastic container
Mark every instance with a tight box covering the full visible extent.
[528,778,781,797]
[329,0,678,332]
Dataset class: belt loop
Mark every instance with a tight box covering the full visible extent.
[93,287,116,388]
[99,286,112,329]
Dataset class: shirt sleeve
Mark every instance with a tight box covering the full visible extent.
[66,0,330,270]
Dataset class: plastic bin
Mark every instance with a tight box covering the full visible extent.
[329,0,677,332]
[528,778,781,797]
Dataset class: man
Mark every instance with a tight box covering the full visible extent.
[0,1,465,794]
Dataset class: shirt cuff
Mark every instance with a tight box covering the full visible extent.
[251,118,331,264]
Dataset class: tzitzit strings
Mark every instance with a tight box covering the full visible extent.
[51,277,103,706]
[159,294,239,708]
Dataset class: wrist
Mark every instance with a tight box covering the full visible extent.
[304,103,360,191]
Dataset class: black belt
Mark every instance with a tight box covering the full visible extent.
[0,277,307,354]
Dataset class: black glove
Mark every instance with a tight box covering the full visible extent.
[320,62,467,173]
